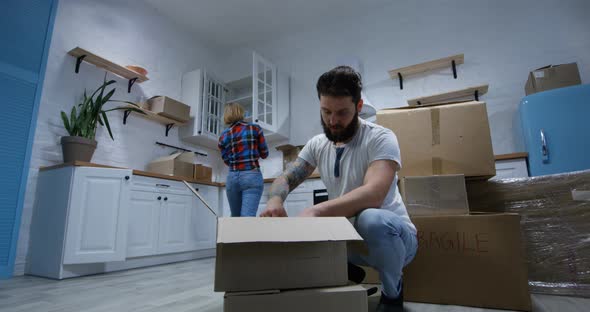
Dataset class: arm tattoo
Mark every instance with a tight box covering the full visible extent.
[268,157,315,202]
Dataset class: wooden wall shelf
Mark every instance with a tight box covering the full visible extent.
[388,54,464,90]
[68,47,148,92]
[123,105,187,137]
[407,84,488,106]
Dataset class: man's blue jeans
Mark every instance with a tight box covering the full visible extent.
[349,208,418,298]
[226,169,264,217]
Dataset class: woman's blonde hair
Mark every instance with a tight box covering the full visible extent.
[223,102,245,125]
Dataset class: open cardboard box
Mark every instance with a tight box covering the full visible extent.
[182,182,366,293]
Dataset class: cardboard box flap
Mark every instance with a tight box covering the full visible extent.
[225,290,280,297]
[150,152,183,163]
[224,285,366,297]
[176,151,195,162]
[217,217,363,244]
[534,65,553,71]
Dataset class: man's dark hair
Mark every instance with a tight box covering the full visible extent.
[316,66,363,104]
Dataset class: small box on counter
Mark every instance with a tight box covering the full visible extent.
[193,164,212,181]
[224,285,368,312]
[399,174,469,216]
[525,63,581,95]
[147,96,191,122]
[147,152,194,179]
[376,101,495,179]
[214,217,364,292]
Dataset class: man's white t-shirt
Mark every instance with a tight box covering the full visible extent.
[299,118,416,232]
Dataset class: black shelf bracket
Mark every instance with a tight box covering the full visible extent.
[474,90,479,101]
[123,110,131,124]
[397,72,403,90]
[75,55,87,73]
[165,123,174,136]
[452,60,457,79]
[128,77,138,93]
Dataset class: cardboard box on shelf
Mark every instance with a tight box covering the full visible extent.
[214,217,364,292]
[403,213,531,311]
[147,152,194,179]
[224,285,368,312]
[276,144,304,171]
[399,174,469,216]
[525,63,581,95]
[376,101,495,179]
[276,144,320,175]
[193,164,212,181]
[147,96,191,122]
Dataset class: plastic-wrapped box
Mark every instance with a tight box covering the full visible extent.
[466,170,590,297]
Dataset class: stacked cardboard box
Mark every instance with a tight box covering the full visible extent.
[147,152,213,181]
[466,170,590,298]
[376,101,532,310]
[215,217,369,312]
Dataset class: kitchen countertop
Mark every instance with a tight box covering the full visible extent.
[39,161,321,187]
[39,161,224,187]
[494,152,528,161]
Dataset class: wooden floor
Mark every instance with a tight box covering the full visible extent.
[1,257,589,312]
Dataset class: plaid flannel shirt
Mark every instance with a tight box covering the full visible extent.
[218,121,269,171]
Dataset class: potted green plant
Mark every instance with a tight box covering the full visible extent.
[60,76,143,163]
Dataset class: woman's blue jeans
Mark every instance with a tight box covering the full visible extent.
[226,169,264,217]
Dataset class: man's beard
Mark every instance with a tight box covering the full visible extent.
[321,110,360,143]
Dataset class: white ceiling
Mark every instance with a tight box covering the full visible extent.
[143,0,393,48]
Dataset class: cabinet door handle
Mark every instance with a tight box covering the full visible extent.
[157,196,162,200]
[125,176,130,180]
[164,197,168,201]
[156,184,170,188]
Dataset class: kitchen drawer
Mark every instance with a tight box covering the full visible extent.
[132,175,192,195]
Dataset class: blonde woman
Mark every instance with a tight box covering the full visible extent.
[218,103,269,216]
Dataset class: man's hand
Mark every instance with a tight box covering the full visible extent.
[260,197,288,217]
[298,207,319,217]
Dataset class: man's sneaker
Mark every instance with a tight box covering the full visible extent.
[348,262,366,284]
[376,288,403,312]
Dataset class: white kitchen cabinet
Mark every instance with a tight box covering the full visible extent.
[181,51,289,149]
[62,167,131,264]
[180,69,228,149]
[226,51,289,141]
[28,166,132,273]
[128,176,218,257]
[158,194,193,254]
[127,190,160,258]
[188,184,218,249]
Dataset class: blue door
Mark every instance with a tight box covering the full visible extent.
[0,0,58,278]
[520,84,590,176]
